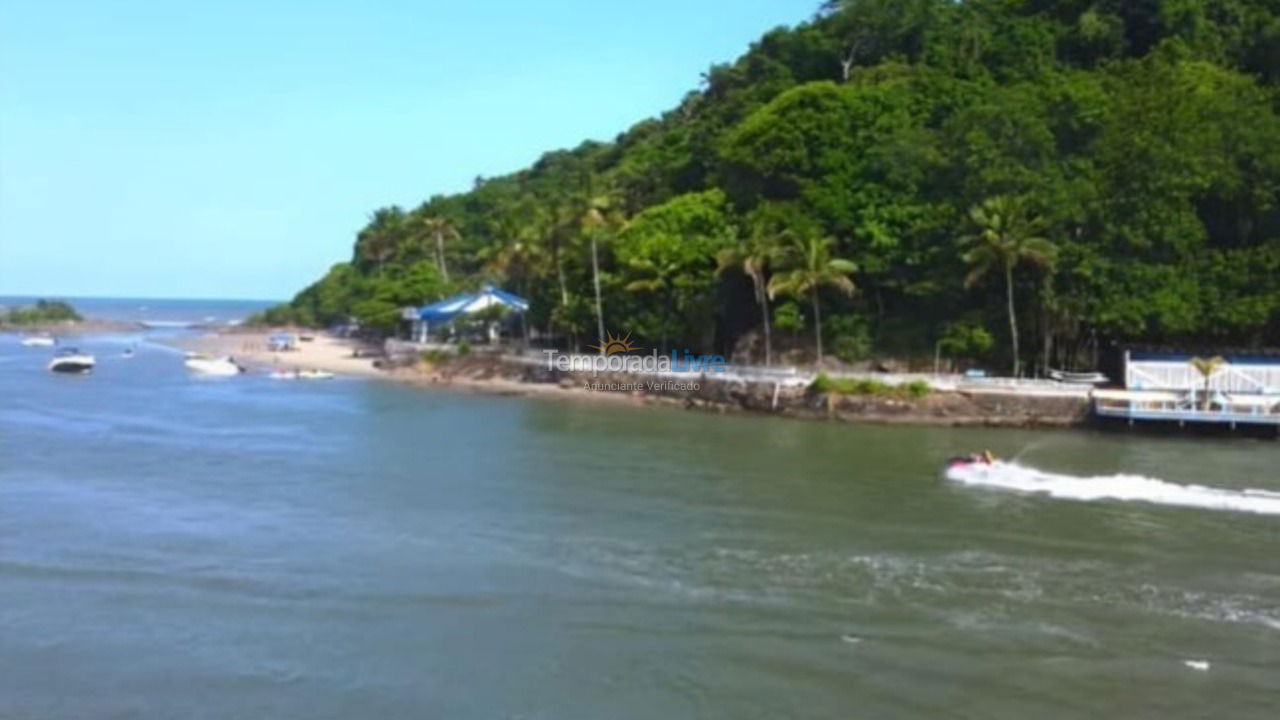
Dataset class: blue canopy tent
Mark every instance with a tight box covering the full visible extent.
[414,285,530,343]
[267,333,297,352]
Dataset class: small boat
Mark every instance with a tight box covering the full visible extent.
[297,369,334,380]
[122,347,135,358]
[1049,369,1108,385]
[48,348,95,374]
[184,354,243,376]
[21,336,55,347]
[269,369,299,380]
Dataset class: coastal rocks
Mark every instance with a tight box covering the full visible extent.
[413,353,1091,429]
[787,385,1089,427]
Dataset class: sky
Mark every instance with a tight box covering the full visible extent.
[0,0,815,300]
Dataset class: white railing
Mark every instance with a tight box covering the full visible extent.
[1095,394,1280,425]
[1127,360,1280,394]
[502,350,1102,396]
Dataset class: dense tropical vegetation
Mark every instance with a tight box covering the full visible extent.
[257,0,1280,374]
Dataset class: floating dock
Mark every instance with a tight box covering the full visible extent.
[1093,350,1280,431]
[1093,389,1280,428]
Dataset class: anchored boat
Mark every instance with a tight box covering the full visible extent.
[48,348,95,374]
[297,369,334,380]
[184,354,244,376]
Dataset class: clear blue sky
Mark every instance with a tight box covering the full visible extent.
[0,0,814,300]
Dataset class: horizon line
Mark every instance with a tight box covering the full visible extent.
[0,292,284,303]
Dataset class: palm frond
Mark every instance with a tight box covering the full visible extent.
[828,275,856,296]
[963,263,990,289]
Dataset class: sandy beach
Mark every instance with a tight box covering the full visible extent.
[175,331,386,378]
[173,330,647,406]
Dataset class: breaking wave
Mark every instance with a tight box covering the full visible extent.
[946,461,1280,516]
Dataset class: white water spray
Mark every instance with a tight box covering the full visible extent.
[946,461,1280,516]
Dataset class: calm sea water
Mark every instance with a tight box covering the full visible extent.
[0,295,276,326]
[2,303,1279,718]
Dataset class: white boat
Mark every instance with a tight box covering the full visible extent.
[269,369,299,380]
[48,348,95,374]
[21,336,55,347]
[297,369,334,380]
[1049,369,1109,385]
[184,354,243,376]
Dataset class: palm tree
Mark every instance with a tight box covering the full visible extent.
[481,211,548,347]
[767,233,857,364]
[1190,356,1226,409]
[420,216,459,284]
[357,207,406,275]
[717,227,782,366]
[959,195,1057,377]
[580,190,616,354]
[547,201,576,310]
[625,255,684,353]
[484,225,545,286]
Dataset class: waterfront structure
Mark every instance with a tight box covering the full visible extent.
[267,333,297,352]
[1093,349,1280,429]
[409,285,529,343]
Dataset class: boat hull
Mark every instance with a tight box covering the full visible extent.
[185,358,242,376]
[48,359,94,373]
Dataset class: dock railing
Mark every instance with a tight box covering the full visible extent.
[1093,389,1280,426]
[505,348,1097,395]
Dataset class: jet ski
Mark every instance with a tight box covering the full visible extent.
[946,450,996,470]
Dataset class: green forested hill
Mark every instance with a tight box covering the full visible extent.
[261,0,1280,373]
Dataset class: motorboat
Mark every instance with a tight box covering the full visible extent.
[21,335,55,347]
[48,347,95,374]
[269,369,299,380]
[184,354,244,376]
[297,369,334,380]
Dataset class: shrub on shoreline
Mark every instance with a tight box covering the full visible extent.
[811,374,931,399]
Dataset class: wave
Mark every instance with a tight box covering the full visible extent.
[946,461,1280,516]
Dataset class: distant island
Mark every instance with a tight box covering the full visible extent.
[1,299,82,327]
[257,0,1280,375]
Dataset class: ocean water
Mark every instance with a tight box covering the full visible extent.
[2,300,1279,718]
[0,295,276,326]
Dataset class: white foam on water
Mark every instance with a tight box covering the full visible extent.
[946,462,1280,516]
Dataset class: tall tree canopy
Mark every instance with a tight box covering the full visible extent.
[261,0,1280,371]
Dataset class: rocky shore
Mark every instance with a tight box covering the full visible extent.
[389,349,1092,428]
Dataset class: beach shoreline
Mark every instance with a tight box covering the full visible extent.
[170,331,386,378]
[167,330,645,406]
[163,329,1093,427]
